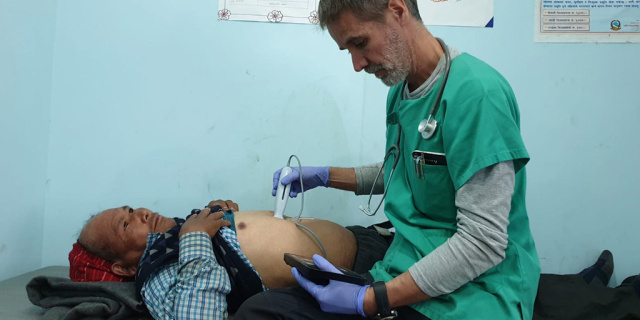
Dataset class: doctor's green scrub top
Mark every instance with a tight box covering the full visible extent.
[368,53,540,320]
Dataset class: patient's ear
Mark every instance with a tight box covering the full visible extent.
[112,261,138,277]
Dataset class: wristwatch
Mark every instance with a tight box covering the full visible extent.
[371,281,398,320]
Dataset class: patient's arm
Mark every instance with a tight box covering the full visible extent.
[234,210,357,289]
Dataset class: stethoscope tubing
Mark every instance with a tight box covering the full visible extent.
[361,38,451,216]
[418,38,450,140]
[430,38,451,125]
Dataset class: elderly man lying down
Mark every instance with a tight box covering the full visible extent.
[69,200,390,319]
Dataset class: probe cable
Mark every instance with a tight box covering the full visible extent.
[286,155,328,258]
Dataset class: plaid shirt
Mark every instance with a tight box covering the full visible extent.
[140,228,262,320]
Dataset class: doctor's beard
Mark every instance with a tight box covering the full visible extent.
[365,27,412,87]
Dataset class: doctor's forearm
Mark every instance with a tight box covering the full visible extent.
[328,167,357,192]
[362,272,431,316]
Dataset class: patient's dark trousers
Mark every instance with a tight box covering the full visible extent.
[234,285,429,320]
[534,274,640,320]
[236,273,640,320]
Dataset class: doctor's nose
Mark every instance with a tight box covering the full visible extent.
[351,52,368,72]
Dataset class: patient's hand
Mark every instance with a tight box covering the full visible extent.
[207,199,239,212]
[179,207,231,238]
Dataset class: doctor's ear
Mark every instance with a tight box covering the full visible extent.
[111,261,138,277]
[387,0,409,20]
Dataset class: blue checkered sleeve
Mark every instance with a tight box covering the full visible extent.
[142,231,231,320]
[141,228,264,320]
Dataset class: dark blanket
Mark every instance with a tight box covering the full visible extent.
[26,276,150,320]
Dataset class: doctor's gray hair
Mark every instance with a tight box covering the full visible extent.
[318,0,422,29]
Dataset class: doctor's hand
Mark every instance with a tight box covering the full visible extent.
[292,254,369,317]
[272,166,330,198]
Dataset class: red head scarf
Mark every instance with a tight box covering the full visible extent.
[68,242,133,282]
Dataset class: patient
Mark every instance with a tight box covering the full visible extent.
[71,200,385,319]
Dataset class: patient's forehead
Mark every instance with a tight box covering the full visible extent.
[82,206,174,243]
[81,209,119,241]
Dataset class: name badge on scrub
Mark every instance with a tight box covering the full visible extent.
[412,150,447,179]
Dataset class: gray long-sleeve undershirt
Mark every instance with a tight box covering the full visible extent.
[354,161,514,297]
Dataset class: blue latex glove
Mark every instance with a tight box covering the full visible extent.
[292,254,369,317]
[272,166,330,198]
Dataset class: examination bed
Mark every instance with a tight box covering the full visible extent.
[0,266,153,319]
[0,266,243,319]
[4,266,638,319]
[0,266,68,319]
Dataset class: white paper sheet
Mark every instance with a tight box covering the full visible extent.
[217,0,319,24]
[418,0,494,28]
[217,0,494,27]
[535,0,640,43]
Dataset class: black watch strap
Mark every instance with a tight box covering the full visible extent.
[372,281,397,319]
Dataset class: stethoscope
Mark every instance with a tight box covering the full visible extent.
[359,38,451,216]
[417,37,451,140]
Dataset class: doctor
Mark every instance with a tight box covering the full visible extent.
[235,0,540,319]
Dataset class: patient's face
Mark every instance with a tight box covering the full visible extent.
[82,206,177,267]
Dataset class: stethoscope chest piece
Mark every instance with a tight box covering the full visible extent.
[418,116,437,140]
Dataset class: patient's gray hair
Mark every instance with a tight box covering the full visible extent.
[318,0,422,29]
[78,213,119,263]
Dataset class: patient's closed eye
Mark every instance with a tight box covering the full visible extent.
[124,222,129,230]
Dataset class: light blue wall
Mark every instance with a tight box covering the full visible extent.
[21,0,640,284]
[41,0,382,270]
[0,0,57,280]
